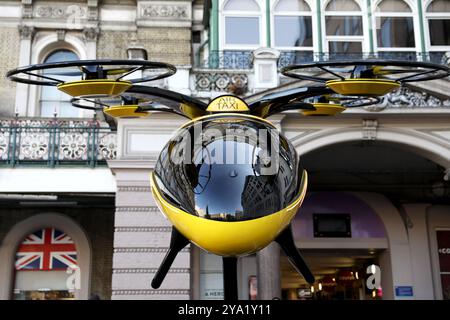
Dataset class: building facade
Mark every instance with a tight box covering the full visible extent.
[0,0,450,300]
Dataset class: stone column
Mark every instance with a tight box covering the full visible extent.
[108,115,191,300]
[257,243,281,300]
[15,25,35,116]
[402,203,435,299]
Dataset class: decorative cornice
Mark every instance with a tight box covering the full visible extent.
[34,5,87,19]
[112,289,190,295]
[117,186,151,192]
[138,1,191,20]
[116,206,160,213]
[115,226,172,232]
[113,268,190,274]
[364,87,450,112]
[114,247,190,253]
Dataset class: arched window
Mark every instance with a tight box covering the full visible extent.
[426,0,450,47]
[273,0,313,50]
[222,0,262,48]
[324,0,364,56]
[13,228,78,300]
[40,50,81,117]
[374,0,416,50]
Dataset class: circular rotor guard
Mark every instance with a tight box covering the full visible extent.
[7,59,177,86]
[281,60,450,84]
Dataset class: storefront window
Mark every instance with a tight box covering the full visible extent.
[13,228,78,300]
[436,229,450,300]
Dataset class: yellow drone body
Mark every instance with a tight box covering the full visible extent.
[57,79,132,98]
[150,171,307,256]
[302,103,346,116]
[326,78,400,96]
[103,105,149,118]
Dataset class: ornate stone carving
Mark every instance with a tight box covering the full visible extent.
[139,1,190,20]
[18,25,35,40]
[362,119,378,141]
[364,87,450,111]
[195,72,248,94]
[34,5,87,19]
[83,27,100,42]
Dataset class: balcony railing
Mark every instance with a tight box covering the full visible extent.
[195,50,254,70]
[194,50,448,70]
[0,119,117,167]
[278,51,449,69]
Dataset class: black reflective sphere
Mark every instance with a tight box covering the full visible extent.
[153,115,302,222]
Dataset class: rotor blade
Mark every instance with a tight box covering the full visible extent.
[318,66,346,80]
[44,70,84,77]
[125,85,208,119]
[116,66,144,80]
[23,71,66,84]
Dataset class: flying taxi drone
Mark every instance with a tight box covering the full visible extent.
[7,58,450,300]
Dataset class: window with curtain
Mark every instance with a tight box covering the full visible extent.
[375,0,415,48]
[324,0,364,55]
[223,0,261,46]
[40,50,80,117]
[273,0,313,48]
[427,0,450,46]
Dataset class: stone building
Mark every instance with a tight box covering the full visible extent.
[0,0,450,300]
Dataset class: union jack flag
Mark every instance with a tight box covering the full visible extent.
[15,228,77,271]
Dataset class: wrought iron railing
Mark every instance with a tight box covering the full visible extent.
[195,50,254,69]
[278,51,448,69]
[194,50,448,70]
[0,119,117,167]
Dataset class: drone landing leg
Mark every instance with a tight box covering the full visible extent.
[222,257,238,301]
[151,227,190,289]
[275,225,315,284]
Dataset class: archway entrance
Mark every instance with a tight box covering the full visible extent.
[282,140,450,300]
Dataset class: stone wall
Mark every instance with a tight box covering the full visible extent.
[110,174,191,300]
[0,206,114,300]
[97,28,191,65]
[0,28,20,117]
[137,28,191,65]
